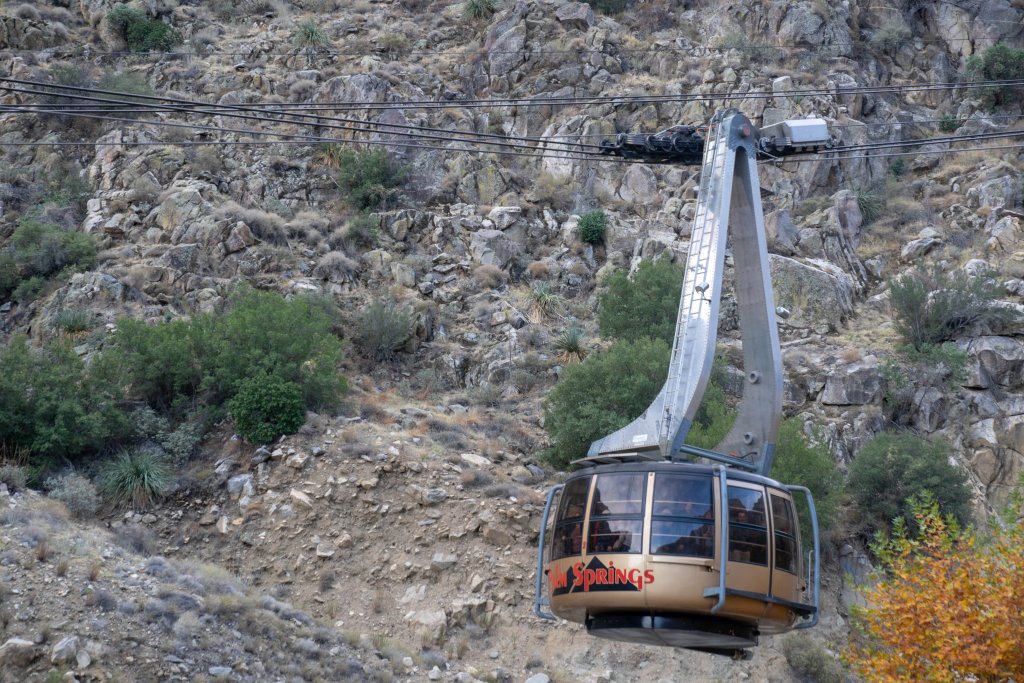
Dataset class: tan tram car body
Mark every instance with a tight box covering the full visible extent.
[542,463,812,651]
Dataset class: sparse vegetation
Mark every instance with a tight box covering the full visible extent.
[888,266,1016,350]
[881,343,967,425]
[46,473,100,518]
[869,23,911,57]
[353,298,414,362]
[553,327,587,363]
[783,633,844,683]
[463,0,497,19]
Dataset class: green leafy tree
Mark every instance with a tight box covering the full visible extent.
[0,336,127,467]
[848,432,972,535]
[577,210,607,244]
[598,258,682,345]
[771,418,844,547]
[966,42,1024,107]
[543,338,670,469]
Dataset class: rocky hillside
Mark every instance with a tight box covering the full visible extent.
[2,0,1024,680]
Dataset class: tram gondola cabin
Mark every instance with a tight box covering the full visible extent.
[536,462,818,657]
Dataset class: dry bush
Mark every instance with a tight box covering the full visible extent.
[13,4,40,20]
[532,172,575,212]
[190,147,226,176]
[528,260,552,278]
[314,251,359,282]
[215,201,287,245]
[473,264,506,289]
[841,347,863,363]
[285,210,330,241]
[289,79,317,100]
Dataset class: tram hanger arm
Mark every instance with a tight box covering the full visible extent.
[588,109,803,478]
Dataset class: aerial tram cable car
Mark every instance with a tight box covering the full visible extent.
[534,110,830,658]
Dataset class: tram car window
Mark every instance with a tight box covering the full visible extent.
[727,486,768,565]
[551,477,589,560]
[650,475,714,558]
[771,493,798,573]
[588,473,644,553]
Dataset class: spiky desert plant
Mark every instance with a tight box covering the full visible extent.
[100,448,170,510]
[554,327,587,363]
[294,19,328,48]
[529,282,564,322]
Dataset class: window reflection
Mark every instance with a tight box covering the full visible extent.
[771,493,799,574]
[727,486,768,566]
[653,475,712,518]
[588,473,644,554]
[552,477,590,560]
[651,520,714,558]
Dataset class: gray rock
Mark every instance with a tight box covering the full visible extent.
[820,356,881,406]
[252,447,271,464]
[525,675,551,683]
[555,2,594,30]
[227,474,253,498]
[0,637,37,668]
[209,666,232,676]
[428,666,443,681]
[963,336,1024,389]
[431,553,458,571]
[49,635,79,664]
[421,488,448,505]
[470,229,516,268]
[770,255,855,332]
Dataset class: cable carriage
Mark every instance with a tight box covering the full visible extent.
[535,110,825,658]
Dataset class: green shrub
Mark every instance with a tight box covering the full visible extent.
[229,375,306,444]
[585,0,629,14]
[598,257,682,345]
[0,219,97,301]
[543,337,670,469]
[848,432,972,535]
[881,343,966,425]
[294,19,328,48]
[335,148,408,211]
[463,0,497,20]
[345,212,380,249]
[107,4,182,52]
[46,473,101,518]
[12,276,45,303]
[0,336,128,468]
[577,210,607,244]
[100,448,171,510]
[966,42,1024,108]
[938,113,958,133]
[771,418,844,548]
[103,287,346,414]
[782,634,844,683]
[888,266,1016,350]
[353,299,414,362]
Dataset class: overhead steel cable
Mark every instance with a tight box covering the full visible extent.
[0,80,606,155]
[6,75,1024,113]
[0,104,626,163]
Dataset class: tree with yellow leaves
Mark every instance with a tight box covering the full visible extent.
[846,494,1024,683]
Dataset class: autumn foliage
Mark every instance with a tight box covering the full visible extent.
[847,496,1024,682]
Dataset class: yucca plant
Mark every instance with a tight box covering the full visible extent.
[100,449,171,510]
[294,19,328,48]
[530,282,564,322]
[463,0,497,20]
[554,327,587,363]
[50,308,94,334]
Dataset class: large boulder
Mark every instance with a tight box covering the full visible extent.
[470,229,516,268]
[769,255,856,332]
[961,336,1024,390]
[555,2,594,30]
[820,356,882,406]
